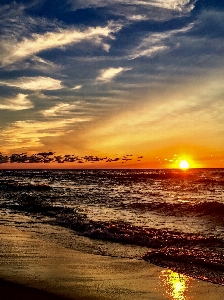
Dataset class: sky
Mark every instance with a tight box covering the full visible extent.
[0,0,224,168]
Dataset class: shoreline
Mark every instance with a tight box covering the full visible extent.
[0,223,164,300]
[0,224,224,300]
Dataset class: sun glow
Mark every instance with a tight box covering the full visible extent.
[160,269,190,300]
[179,160,190,170]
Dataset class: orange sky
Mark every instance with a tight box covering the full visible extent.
[0,1,224,169]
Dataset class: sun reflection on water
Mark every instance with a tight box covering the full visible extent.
[160,269,191,300]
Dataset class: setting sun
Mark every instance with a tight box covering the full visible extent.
[179,160,190,170]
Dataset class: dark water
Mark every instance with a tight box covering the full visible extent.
[0,169,223,285]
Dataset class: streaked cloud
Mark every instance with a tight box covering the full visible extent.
[72,85,83,90]
[1,23,121,67]
[129,23,194,59]
[69,0,196,22]
[69,0,195,12]
[0,93,33,111]
[2,56,60,73]
[97,67,132,82]
[42,103,71,117]
[0,77,63,91]
[143,0,195,11]
[126,14,148,21]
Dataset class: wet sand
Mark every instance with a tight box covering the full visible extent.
[0,279,72,300]
[0,224,224,300]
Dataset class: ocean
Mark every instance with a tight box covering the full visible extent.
[0,168,223,286]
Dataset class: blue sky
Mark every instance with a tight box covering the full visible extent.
[0,0,224,167]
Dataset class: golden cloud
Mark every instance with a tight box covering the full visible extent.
[0,76,63,90]
[96,67,131,82]
[0,93,33,110]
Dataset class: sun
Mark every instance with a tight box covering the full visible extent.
[179,160,190,170]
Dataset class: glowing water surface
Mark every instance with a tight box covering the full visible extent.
[160,269,191,300]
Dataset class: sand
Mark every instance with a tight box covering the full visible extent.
[0,279,71,300]
[0,224,224,300]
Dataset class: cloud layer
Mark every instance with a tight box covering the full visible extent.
[0,0,224,167]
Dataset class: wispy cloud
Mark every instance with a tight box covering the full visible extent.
[126,14,148,21]
[2,55,61,73]
[129,23,194,59]
[69,0,196,22]
[41,101,92,117]
[97,67,132,82]
[1,23,121,67]
[0,93,33,111]
[72,85,83,90]
[142,0,195,11]
[0,76,63,91]
[69,0,195,12]
[42,103,71,117]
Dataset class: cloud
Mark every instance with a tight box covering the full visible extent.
[69,0,196,21]
[129,23,194,59]
[72,85,83,90]
[96,67,132,82]
[1,23,121,67]
[42,103,72,117]
[1,56,61,73]
[69,0,195,12]
[0,117,91,150]
[126,14,148,21]
[41,101,94,117]
[0,93,33,111]
[0,76,63,91]
[142,0,195,11]
[31,92,59,100]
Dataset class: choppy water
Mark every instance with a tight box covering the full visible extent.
[0,169,223,285]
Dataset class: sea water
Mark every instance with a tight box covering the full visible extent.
[0,169,223,285]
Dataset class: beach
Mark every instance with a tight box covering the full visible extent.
[0,169,224,299]
[0,223,224,300]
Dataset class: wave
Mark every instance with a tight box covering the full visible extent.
[9,198,224,285]
[0,180,51,191]
[127,201,224,217]
[3,192,223,248]
[143,246,224,285]
[1,190,224,285]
